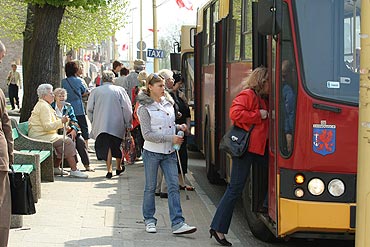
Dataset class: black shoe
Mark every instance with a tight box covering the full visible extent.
[106,172,113,179]
[209,229,232,246]
[116,166,125,176]
[155,192,160,196]
[160,192,168,198]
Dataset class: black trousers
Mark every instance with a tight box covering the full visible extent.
[75,134,89,166]
[8,84,19,109]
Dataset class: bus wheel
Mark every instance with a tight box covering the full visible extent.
[242,171,275,242]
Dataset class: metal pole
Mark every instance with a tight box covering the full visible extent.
[153,0,159,72]
[356,1,370,246]
[140,0,143,60]
[61,122,66,177]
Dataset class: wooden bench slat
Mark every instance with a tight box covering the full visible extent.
[28,150,51,162]
[12,128,19,140]
[19,150,51,163]
[12,164,33,174]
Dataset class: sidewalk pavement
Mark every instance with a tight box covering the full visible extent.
[8,143,242,247]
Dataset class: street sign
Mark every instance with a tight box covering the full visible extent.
[137,41,146,50]
[147,49,164,58]
[137,51,147,61]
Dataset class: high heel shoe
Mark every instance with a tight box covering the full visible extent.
[209,229,232,246]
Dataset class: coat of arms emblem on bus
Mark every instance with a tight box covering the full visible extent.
[312,121,336,156]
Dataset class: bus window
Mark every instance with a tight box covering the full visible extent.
[228,0,242,61]
[295,0,360,105]
[209,2,219,63]
[279,2,298,157]
[241,0,253,61]
[203,7,210,65]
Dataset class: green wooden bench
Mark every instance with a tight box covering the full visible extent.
[12,128,42,202]
[11,119,54,183]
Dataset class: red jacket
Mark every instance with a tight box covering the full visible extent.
[229,89,268,156]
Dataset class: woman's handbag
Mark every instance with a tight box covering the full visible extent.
[8,167,36,215]
[219,125,254,158]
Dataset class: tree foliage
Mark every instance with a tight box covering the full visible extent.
[59,1,128,49]
[0,1,27,40]
[0,0,128,48]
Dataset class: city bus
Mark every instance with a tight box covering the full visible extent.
[194,0,359,241]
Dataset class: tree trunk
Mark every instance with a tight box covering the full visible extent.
[20,4,65,122]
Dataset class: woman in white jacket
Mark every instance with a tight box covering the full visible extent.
[137,73,196,235]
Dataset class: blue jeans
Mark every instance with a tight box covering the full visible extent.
[142,149,185,230]
[210,150,267,234]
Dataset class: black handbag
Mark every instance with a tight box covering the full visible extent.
[8,167,36,215]
[219,124,254,158]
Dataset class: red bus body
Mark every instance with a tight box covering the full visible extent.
[194,0,358,240]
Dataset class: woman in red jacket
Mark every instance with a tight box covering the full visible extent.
[209,67,269,246]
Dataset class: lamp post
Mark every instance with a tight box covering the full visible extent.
[356,1,370,246]
[140,0,143,60]
[153,0,159,72]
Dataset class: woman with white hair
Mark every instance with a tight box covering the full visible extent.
[87,70,132,179]
[28,83,88,178]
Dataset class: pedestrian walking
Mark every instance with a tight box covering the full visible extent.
[136,73,197,235]
[87,70,132,179]
[0,40,14,247]
[6,63,21,110]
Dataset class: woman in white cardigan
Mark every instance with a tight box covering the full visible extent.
[136,73,196,235]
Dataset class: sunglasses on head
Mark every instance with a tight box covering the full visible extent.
[148,73,164,83]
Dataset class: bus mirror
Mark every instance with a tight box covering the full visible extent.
[257,0,282,35]
[170,53,181,71]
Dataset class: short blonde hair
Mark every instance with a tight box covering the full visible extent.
[137,70,148,87]
[53,88,67,99]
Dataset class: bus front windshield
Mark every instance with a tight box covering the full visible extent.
[295,0,360,105]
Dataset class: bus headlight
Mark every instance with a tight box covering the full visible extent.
[328,179,345,197]
[307,178,325,196]
[294,188,304,198]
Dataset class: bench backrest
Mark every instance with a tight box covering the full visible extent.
[12,128,19,140]
[18,121,29,135]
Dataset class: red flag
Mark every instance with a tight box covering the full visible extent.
[175,0,193,10]
[122,44,128,51]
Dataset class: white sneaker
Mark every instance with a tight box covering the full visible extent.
[70,169,88,178]
[54,167,68,176]
[172,223,197,235]
[145,222,157,233]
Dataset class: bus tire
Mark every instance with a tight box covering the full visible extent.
[242,171,275,242]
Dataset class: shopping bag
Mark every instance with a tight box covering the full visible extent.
[122,132,136,164]
[8,169,36,215]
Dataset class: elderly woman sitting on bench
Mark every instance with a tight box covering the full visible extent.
[28,83,88,179]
